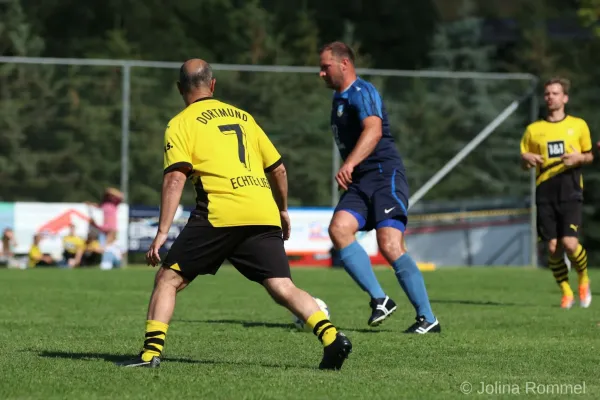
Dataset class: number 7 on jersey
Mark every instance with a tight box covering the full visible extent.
[218,124,249,170]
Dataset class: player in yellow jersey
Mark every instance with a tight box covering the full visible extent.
[61,224,85,268]
[117,59,352,370]
[520,77,593,309]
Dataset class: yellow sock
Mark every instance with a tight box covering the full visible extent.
[305,311,338,347]
[548,255,573,297]
[567,244,589,286]
[141,320,169,362]
[559,281,574,298]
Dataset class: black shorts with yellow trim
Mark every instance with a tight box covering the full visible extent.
[537,200,582,241]
[162,224,291,283]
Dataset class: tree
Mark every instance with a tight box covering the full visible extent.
[578,0,600,37]
[380,0,530,203]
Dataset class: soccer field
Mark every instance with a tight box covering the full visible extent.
[1,266,598,399]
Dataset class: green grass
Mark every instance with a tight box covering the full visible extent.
[1,266,599,399]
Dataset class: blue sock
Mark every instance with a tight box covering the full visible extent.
[339,241,386,299]
[392,253,435,323]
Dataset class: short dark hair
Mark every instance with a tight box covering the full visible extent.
[544,76,570,95]
[319,41,355,64]
[179,62,213,92]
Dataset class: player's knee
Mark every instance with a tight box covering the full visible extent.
[263,277,296,304]
[328,219,354,244]
[376,230,405,261]
[561,237,579,254]
[547,239,560,256]
[155,266,187,290]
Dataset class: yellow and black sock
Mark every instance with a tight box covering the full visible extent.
[568,244,589,286]
[305,311,338,347]
[548,254,573,297]
[141,320,168,362]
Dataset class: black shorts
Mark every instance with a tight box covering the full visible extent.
[537,201,582,241]
[162,225,291,283]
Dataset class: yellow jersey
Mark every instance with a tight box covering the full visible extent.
[28,245,41,268]
[86,240,102,253]
[163,98,282,228]
[520,115,592,203]
[63,235,85,255]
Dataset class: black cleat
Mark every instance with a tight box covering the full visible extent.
[403,316,441,334]
[319,332,352,371]
[368,296,397,327]
[115,353,161,368]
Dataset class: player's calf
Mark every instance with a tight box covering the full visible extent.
[116,267,187,368]
[564,240,591,308]
[263,277,352,370]
[378,227,437,325]
[548,250,575,308]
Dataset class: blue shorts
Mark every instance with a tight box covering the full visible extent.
[334,167,409,232]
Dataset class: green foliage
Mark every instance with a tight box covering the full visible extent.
[578,0,600,37]
[382,0,531,201]
[3,0,600,262]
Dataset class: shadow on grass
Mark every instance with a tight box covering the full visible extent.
[38,350,315,370]
[175,318,392,333]
[430,299,533,307]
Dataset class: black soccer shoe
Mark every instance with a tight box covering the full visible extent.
[403,316,441,334]
[115,353,161,368]
[319,332,352,371]
[368,296,397,327]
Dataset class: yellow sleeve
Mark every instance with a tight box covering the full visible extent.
[163,118,193,174]
[254,120,283,172]
[29,246,41,261]
[580,120,592,152]
[520,127,532,154]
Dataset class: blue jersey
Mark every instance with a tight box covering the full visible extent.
[330,77,405,175]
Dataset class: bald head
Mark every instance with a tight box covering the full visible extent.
[178,59,213,94]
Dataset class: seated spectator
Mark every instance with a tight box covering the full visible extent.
[100,231,124,270]
[61,224,85,268]
[80,232,103,267]
[1,228,17,266]
[29,233,56,268]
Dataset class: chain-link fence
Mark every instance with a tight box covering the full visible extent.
[0,57,537,205]
[0,57,540,265]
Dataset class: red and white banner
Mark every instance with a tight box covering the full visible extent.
[13,202,129,259]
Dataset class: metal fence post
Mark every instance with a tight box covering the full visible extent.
[529,78,540,268]
[120,63,131,203]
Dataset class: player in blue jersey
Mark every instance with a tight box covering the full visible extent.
[319,41,440,334]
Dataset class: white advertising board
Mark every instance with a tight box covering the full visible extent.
[286,208,379,256]
[13,202,129,259]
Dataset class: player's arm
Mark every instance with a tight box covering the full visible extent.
[520,127,543,170]
[575,151,594,165]
[159,120,192,235]
[344,116,382,168]
[256,121,291,239]
[147,120,192,266]
[344,87,384,168]
[578,120,593,164]
[73,247,84,267]
[267,163,288,212]
[562,121,594,167]
[158,169,188,233]
[255,121,286,210]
